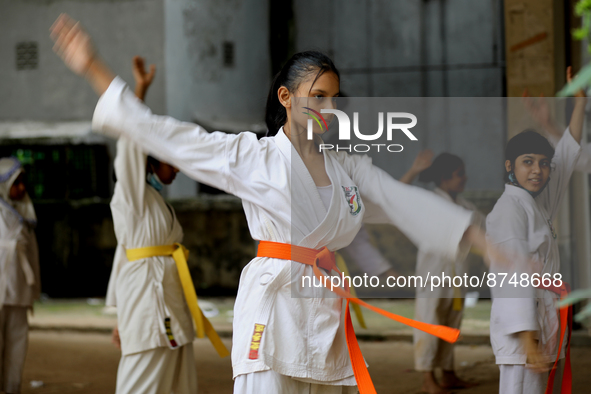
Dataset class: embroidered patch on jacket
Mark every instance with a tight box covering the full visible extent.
[342,186,362,216]
[248,323,265,360]
[164,318,178,348]
[547,219,557,239]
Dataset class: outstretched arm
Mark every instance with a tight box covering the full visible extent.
[399,149,433,184]
[50,14,115,96]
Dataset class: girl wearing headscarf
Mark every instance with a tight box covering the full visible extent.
[0,157,40,394]
[401,150,483,393]
[50,15,510,393]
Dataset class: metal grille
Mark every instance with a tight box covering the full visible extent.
[0,145,110,201]
[16,42,38,70]
[223,41,234,67]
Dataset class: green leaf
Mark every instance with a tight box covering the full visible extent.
[572,28,588,40]
[557,63,591,96]
[556,288,591,307]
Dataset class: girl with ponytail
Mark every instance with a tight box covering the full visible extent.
[52,14,499,393]
[401,151,483,393]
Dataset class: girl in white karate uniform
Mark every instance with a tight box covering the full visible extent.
[401,151,483,393]
[51,15,500,393]
[0,157,40,394]
[106,56,197,394]
[486,79,585,394]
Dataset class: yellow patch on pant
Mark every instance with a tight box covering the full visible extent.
[248,323,265,360]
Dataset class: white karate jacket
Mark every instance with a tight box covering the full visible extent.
[486,129,580,364]
[93,77,473,382]
[106,136,194,355]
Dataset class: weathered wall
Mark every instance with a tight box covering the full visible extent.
[0,0,167,120]
[294,0,505,97]
[163,0,270,130]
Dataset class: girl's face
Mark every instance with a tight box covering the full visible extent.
[153,162,179,185]
[280,70,340,135]
[9,173,26,200]
[439,165,467,195]
[505,153,551,193]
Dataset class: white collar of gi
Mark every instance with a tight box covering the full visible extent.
[274,127,293,164]
[504,183,535,201]
[434,187,454,203]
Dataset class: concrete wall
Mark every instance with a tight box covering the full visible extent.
[164,0,270,131]
[294,0,505,97]
[0,0,167,121]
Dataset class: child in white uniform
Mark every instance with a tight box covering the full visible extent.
[51,15,502,393]
[486,78,585,393]
[0,157,40,394]
[401,151,483,393]
[106,56,197,394]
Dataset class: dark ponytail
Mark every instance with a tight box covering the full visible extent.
[265,51,340,136]
[419,153,464,186]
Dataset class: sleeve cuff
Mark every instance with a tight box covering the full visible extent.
[91,76,128,138]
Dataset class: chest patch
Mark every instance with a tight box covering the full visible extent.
[547,219,557,239]
[248,323,265,360]
[342,186,362,216]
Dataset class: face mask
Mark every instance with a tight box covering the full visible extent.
[509,171,548,198]
[146,172,163,191]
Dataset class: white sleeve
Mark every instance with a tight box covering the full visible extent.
[112,137,147,216]
[539,128,581,218]
[486,201,537,334]
[106,244,126,307]
[339,153,473,260]
[340,225,391,277]
[549,133,591,173]
[93,77,263,196]
[574,142,591,173]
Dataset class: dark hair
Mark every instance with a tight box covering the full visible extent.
[147,155,160,171]
[112,155,161,183]
[419,153,464,186]
[504,129,555,182]
[265,51,340,136]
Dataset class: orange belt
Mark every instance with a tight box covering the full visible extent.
[257,240,460,394]
[537,283,572,394]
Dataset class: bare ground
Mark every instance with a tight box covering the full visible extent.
[21,331,591,394]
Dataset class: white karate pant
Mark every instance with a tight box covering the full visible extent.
[234,370,359,394]
[499,360,564,394]
[413,296,463,371]
[116,344,197,394]
[0,305,28,394]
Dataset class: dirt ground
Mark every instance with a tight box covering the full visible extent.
[21,331,591,394]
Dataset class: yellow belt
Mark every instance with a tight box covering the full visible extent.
[126,243,229,358]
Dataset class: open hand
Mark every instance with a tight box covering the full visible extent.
[411,149,434,173]
[111,327,121,350]
[50,14,96,76]
[132,56,156,100]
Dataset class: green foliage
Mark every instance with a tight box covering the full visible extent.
[557,288,591,322]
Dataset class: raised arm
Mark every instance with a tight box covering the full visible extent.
[132,56,156,102]
[567,66,586,144]
[50,14,114,96]
[50,15,265,197]
[399,149,433,184]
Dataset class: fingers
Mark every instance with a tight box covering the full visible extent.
[148,64,156,81]
[567,66,573,83]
